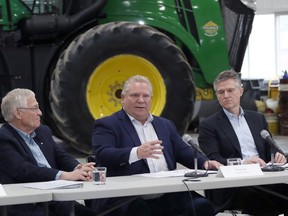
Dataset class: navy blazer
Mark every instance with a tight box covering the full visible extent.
[92,109,207,177]
[198,109,273,166]
[0,124,79,184]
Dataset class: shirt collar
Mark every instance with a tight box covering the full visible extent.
[9,123,36,142]
[123,109,154,124]
[223,107,244,120]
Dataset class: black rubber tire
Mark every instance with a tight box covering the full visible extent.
[50,22,195,154]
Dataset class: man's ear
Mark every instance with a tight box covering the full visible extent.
[14,109,22,119]
[240,87,244,96]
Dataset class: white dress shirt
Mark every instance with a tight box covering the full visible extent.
[127,113,168,173]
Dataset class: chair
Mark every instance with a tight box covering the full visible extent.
[86,155,96,163]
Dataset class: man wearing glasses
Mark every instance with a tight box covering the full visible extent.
[0,88,96,216]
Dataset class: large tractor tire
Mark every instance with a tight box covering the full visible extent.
[50,22,195,154]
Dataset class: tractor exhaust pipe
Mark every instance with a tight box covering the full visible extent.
[21,0,107,36]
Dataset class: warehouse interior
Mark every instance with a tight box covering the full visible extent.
[1,0,288,216]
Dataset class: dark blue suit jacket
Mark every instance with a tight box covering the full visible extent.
[92,109,207,177]
[0,123,79,184]
[198,109,273,165]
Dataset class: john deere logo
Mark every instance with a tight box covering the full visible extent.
[202,21,219,37]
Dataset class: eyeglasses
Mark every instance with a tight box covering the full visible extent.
[17,106,40,112]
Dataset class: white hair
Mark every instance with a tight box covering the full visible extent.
[1,88,35,122]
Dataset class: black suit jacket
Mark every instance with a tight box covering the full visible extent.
[198,109,280,212]
[198,109,273,165]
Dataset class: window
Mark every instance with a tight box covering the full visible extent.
[241,14,276,79]
[242,14,288,80]
[277,14,288,75]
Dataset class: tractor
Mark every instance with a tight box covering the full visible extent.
[0,0,256,153]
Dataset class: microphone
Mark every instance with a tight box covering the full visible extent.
[260,130,285,156]
[182,134,208,178]
[260,130,285,172]
[182,134,206,157]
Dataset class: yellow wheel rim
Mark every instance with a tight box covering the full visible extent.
[86,54,166,119]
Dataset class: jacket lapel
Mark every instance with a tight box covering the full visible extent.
[117,110,142,147]
[217,111,242,156]
[5,124,38,164]
[151,117,176,170]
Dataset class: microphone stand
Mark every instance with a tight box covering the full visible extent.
[262,151,285,172]
[184,150,209,178]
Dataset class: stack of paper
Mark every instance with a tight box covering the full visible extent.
[22,180,84,190]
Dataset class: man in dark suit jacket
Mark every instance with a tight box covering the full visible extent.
[0,88,96,216]
[199,110,272,165]
[91,75,222,216]
[198,70,288,216]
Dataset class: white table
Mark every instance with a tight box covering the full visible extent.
[1,170,288,216]
[49,170,288,215]
[51,170,288,201]
[1,183,52,216]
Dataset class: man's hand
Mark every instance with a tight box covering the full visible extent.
[273,152,287,164]
[243,156,266,167]
[60,162,95,181]
[204,160,223,170]
[137,140,164,159]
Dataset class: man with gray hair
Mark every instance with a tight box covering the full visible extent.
[199,70,288,215]
[91,75,222,216]
[0,88,96,216]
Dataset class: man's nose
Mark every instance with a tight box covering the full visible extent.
[223,91,230,97]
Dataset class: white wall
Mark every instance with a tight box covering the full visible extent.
[257,0,288,14]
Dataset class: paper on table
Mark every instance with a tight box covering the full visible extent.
[0,184,7,196]
[22,180,84,190]
[135,169,217,178]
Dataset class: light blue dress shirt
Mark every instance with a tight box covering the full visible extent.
[10,124,62,179]
[223,108,259,160]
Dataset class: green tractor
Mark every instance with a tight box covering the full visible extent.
[0,0,256,153]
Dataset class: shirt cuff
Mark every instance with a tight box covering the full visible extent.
[129,147,140,164]
[55,171,63,180]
